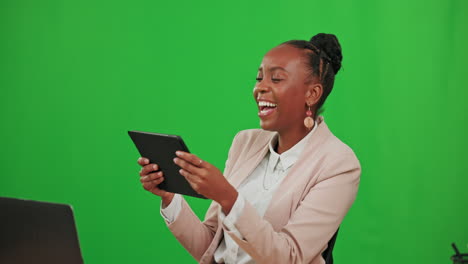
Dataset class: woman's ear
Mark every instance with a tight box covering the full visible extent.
[305,84,323,105]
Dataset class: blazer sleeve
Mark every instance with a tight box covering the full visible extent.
[223,152,361,264]
[164,131,243,261]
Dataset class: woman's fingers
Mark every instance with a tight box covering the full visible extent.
[140,171,163,182]
[139,163,159,176]
[137,157,150,166]
[174,157,203,176]
[136,157,173,198]
[142,176,164,191]
[179,169,202,195]
[179,169,194,182]
[175,151,206,168]
[180,171,200,194]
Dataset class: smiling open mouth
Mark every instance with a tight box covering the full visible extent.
[258,101,277,117]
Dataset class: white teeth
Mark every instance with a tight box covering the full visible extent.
[258,101,277,107]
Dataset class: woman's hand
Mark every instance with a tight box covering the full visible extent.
[173,151,238,214]
[137,157,175,208]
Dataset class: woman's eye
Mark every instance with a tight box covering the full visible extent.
[255,78,283,82]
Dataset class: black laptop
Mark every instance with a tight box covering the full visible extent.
[0,197,84,264]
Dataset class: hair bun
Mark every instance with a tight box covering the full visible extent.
[309,33,342,75]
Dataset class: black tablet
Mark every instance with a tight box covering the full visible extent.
[128,131,207,199]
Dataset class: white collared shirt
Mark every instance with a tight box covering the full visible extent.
[160,124,317,263]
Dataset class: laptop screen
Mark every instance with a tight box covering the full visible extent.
[0,197,84,264]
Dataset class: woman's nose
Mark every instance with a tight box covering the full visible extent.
[253,83,269,95]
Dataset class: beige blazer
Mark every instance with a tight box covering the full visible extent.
[165,116,361,264]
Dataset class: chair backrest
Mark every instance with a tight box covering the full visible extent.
[321,228,339,264]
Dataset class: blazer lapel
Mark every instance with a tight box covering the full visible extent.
[229,132,274,189]
[263,116,331,222]
[224,116,331,223]
[203,136,273,263]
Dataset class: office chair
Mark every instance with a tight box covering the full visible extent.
[321,228,339,264]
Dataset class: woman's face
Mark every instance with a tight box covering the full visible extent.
[253,44,314,133]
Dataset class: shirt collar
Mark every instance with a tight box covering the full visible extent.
[268,121,318,171]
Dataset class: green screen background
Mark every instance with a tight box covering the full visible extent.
[1,0,467,263]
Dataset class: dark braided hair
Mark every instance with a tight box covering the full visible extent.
[281,33,343,117]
